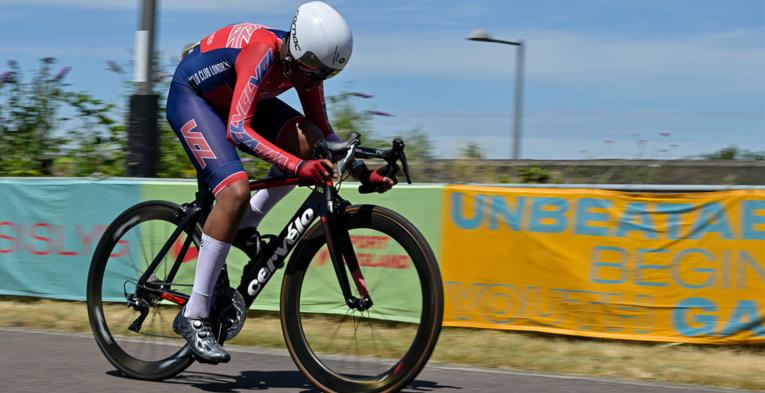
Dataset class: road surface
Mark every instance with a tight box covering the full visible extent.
[0,328,753,393]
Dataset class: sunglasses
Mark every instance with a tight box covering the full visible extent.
[293,52,340,80]
[296,63,339,80]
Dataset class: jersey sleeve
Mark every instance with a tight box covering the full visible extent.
[227,43,303,174]
[298,82,335,137]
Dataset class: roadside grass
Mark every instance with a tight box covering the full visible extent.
[2,297,764,391]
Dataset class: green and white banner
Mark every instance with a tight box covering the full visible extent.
[0,179,140,300]
[0,178,442,320]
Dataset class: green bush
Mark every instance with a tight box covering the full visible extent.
[518,166,551,184]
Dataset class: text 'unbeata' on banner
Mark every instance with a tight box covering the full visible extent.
[441,185,765,344]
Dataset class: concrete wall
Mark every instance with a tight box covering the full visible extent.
[407,160,765,185]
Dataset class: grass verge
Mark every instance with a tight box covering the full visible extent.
[1,297,764,391]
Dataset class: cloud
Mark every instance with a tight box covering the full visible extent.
[3,0,304,12]
[345,28,765,96]
[370,105,765,159]
[702,29,763,41]
[0,45,126,59]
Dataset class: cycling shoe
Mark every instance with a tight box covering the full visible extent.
[173,307,230,364]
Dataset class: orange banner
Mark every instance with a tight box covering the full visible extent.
[441,185,765,344]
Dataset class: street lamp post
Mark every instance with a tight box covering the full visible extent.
[127,0,159,177]
[467,29,525,160]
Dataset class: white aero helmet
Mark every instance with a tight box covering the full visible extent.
[289,1,352,79]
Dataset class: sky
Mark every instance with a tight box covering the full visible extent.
[1,0,763,159]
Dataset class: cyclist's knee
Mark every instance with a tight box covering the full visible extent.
[214,181,251,214]
[277,117,324,159]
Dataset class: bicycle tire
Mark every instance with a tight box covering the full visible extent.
[280,204,444,393]
[87,200,198,380]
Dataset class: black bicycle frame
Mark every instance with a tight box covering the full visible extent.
[235,182,371,309]
[133,133,415,312]
[135,180,372,313]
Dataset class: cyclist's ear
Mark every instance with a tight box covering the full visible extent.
[280,35,293,61]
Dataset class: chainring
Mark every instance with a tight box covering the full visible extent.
[212,286,247,340]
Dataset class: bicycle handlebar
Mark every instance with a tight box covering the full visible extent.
[313,132,413,193]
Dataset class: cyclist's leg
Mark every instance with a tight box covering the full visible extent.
[166,82,247,362]
[167,81,249,308]
[238,98,327,230]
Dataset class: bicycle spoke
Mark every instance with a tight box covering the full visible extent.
[149,220,156,270]
[139,228,152,276]
[106,306,137,337]
[88,202,198,379]
[326,309,352,353]
[108,230,141,279]
[365,310,382,360]
[285,205,443,391]
[163,236,168,280]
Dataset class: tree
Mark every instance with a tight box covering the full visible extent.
[105,54,206,179]
[396,127,434,161]
[518,166,551,183]
[0,58,117,176]
[0,59,437,179]
[327,91,382,145]
[327,91,435,161]
[703,145,765,161]
[459,142,485,160]
[59,92,125,177]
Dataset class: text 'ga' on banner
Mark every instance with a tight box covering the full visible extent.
[440,185,765,344]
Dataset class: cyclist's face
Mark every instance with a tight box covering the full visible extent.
[288,61,323,90]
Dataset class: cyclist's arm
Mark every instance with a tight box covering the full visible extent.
[297,85,370,174]
[227,43,304,174]
[297,82,341,141]
[296,80,392,187]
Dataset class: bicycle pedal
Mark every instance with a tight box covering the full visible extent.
[192,354,226,365]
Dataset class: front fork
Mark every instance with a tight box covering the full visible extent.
[322,184,373,311]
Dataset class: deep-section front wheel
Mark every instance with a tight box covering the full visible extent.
[86,201,200,380]
[281,205,444,392]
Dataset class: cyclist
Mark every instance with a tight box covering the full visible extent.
[166,1,396,363]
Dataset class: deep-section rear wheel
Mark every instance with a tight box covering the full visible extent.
[281,205,444,392]
[87,201,200,380]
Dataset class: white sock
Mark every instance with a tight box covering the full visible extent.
[239,165,295,230]
[184,233,231,319]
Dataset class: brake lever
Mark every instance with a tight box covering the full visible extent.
[399,149,412,184]
[391,138,412,184]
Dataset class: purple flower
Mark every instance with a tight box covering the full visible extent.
[348,92,374,99]
[106,60,124,74]
[42,57,56,64]
[0,72,13,84]
[364,110,394,117]
[53,66,72,81]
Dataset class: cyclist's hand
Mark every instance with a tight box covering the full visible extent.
[297,159,336,184]
[360,165,398,193]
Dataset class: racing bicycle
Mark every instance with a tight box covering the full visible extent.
[86,133,444,392]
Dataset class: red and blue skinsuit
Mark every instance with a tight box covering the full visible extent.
[166,23,335,196]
